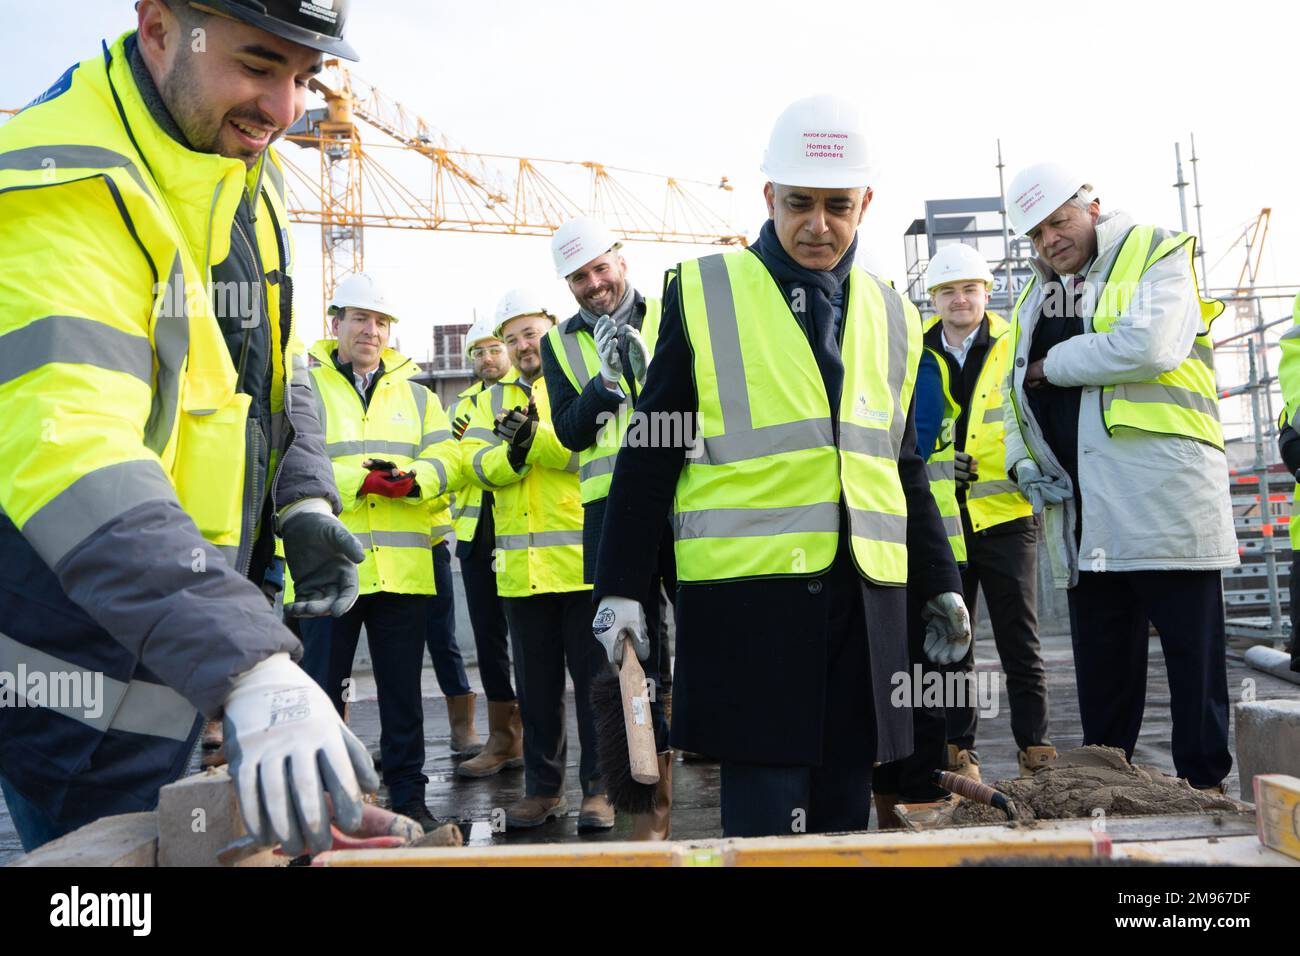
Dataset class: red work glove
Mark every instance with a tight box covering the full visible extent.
[359,469,416,498]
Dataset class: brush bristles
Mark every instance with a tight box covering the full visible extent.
[591,665,658,814]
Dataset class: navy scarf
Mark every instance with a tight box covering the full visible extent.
[751,218,858,415]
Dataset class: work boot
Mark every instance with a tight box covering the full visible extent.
[873,792,903,830]
[946,744,981,782]
[578,793,616,831]
[447,692,483,757]
[200,718,226,769]
[631,752,674,841]
[505,794,567,829]
[391,798,440,834]
[455,701,523,778]
[1018,745,1058,777]
[1192,781,1227,794]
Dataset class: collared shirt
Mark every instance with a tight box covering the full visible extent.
[940,323,980,368]
[353,366,379,399]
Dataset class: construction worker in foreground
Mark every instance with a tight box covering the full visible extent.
[916,244,1055,780]
[461,291,613,830]
[293,273,461,832]
[1003,162,1237,791]
[0,0,378,855]
[1271,290,1300,675]
[451,319,525,779]
[540,216,674,840]
[592,95,971,838]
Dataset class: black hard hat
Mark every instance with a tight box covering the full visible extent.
[190,1,359,61]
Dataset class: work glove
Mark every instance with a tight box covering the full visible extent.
[358,468,417,498]
[592,596,649,664]
[620,325,650,387]
[921,592,972,665]
[953,450,978,490]
[1012,458,1072,514]
[594,314,624,386]
[281,510,366,618]
[451,414,471,441]
[222,652,380,857]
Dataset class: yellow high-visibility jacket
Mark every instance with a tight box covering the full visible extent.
[289,340,461,597]
[448,372,518,546]
[459,375,589,598]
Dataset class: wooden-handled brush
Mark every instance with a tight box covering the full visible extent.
[592,635,660,813]
[619,636,660,785]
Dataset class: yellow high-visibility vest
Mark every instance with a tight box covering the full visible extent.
[1275,291,1300,547]
[286,340,460,598]
[544,299,662,504]
[448,372,518,545]
[672,251,921,584]
[459,375,589,598]
[925,348,967,562]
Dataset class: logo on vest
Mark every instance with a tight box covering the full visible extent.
[854,393,888,424]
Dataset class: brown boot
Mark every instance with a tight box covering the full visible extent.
[946,744,981,782]
[578,793,616,831]
[1018,745,1057,777]
[505,794,567,829]
[447,692,483,756]
[873,792,903,830]
[455,700,523,778]
[631,752,673,841]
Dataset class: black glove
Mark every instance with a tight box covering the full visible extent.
[451,415,471,441]
[498,402,538,471]
[954,450,979,490]
[282,511,366,618]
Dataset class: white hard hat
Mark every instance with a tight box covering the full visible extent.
[551,216,621,279]
[493,288,555,337]
[463,318,502,361]
[925,244,995,294]
[1006,162,1094,236]
[760,94,871,189]
[328,272,397,321]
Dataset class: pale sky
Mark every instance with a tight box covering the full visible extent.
[3,0,1298,399]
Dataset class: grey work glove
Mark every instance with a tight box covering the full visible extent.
[222,652,380,857]
[282,510,366,617]
[922,592,972,665]
[592,596,649,664]
[594,314,624,385]
[953,450,978,490]
[1012,458,1072,514]
[619,325,650,387]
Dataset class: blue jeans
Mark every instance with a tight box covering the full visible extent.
[1,775,72,853]
[426,542,471,696]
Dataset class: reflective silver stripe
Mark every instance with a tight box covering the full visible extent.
[674,502,839,541]
[838,421,892,459]
[144,253,188,456]
[264,156,286,203]
[472,446,501,489]
[941,514,963,540]
[353,530,434,550]
[0,144,150,195]
[581,456,617,481]
[0,315,153,389]
[982,406,1004,424]
[1106,381,1219,419]
[409,381,428,427]
[0,631,196,742]
[695,418,835,466]
[421,457,449,495]
[968,479,1020,500]
[698,255,752,433]
[559,328,594,389]
[463,427,499,444]
[431,524,452,540]
[927,460,955,483]
[846,507,909,545]
[1192,341,1214,366]
[457,505,482,520]
[422,429,453,445]
[566,452,579,473]
[875,278,911,455]
[1282,323,1300,342]
[21,459,178,568]
[325,439,420,458]
[495,530,584,550]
